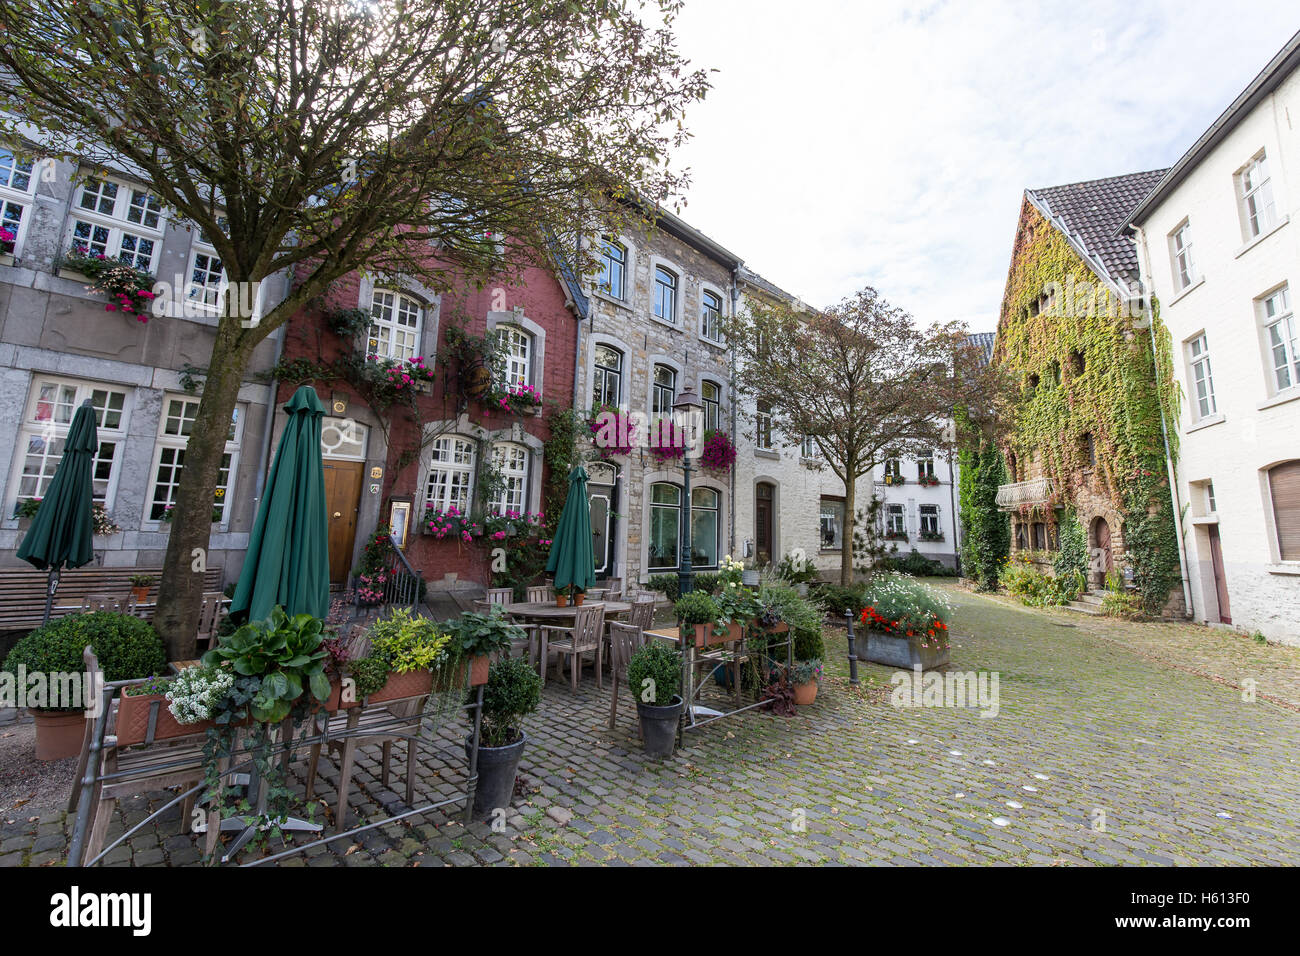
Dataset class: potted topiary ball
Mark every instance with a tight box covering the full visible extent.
[1,611,167,759]
[674,590,719,648]
[465,656,541,819]
[626,642,683,758]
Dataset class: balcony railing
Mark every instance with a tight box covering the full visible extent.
[995,477,1054,510]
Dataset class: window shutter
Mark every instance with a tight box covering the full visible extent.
[1270,461,1300,561]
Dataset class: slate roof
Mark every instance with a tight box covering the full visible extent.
[1026,170,1168,287]
[965,331,996,367]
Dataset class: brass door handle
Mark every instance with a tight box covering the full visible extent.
[333,511,342,518]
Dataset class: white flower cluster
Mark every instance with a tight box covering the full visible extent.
[166,665,234,725]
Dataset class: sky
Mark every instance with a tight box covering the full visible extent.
[662,0,1300,332]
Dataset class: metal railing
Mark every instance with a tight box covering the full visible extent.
[995,477,1054,509]
[380,535,423,611]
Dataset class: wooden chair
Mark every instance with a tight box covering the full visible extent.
[525,585,551,603]
[484,587,513,605]
[628,596,656,632]
[607,622,643,731]
[304,627,432,833]
[541,604,607,693]
[81,592,137,614]
[196,591,228,651]
[70,648,219,864]
[603,578,624,602]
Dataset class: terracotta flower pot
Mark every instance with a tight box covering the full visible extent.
[31,709,86,761]
[573,592,585,606]
[116,692,212,746]
[469,654,490,686]
[130,586,150,603]
[793,681,818,706]
[369,669,434,703]
[556,593,568,607]
[324,675,362,711]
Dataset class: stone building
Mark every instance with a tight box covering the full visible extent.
[992,169,1176,596]
[0,140,283,585]
[576,210,741,586]
[1126,30,1300,644]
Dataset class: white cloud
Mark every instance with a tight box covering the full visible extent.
[666,0,1300,330]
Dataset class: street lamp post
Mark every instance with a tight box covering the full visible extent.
[673,386,703,598]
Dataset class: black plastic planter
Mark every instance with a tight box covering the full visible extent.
[636,695,683,758]
[466,732,527,820]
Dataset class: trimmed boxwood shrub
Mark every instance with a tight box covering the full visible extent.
[810,583,868,619]
[2,612,166,708]
[479,656,542,747]
[627,642,682,707]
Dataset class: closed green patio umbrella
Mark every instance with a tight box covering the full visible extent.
[229,385,330,622]
[17,399,99,624]
[545,465,596,596]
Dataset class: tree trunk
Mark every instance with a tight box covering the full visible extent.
[153,323,254,660]
[841,473,856,586]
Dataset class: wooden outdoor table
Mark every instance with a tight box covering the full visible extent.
[502,600,632,620]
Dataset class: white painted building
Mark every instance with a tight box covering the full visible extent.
[1127,30,1300,645]
[872,450,961,569]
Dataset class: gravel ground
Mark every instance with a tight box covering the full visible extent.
[0,723,75,817]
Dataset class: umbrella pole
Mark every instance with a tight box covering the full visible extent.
[42,569,60,625]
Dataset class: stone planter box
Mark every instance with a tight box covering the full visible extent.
[855,629,949,671]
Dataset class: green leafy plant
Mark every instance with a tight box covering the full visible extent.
[647,573,681,602]
[674,590,718,626]
[478,656,542,747]
[788,658,823,685]
[3,612,166,709]
[367,607,451,673]
[348,655,392,698]
[129,573,155,588]
[123,675,171,697]
[775,551,820,585]
[759,584,825,659]
[443,606,526,658]
[810,582,868,619]
[201,607,330,723]
[627,642,682,706]
[13,497,41,519]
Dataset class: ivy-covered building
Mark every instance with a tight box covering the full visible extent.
[992,170,1187,614]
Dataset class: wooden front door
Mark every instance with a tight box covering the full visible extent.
[324,459,364,585]
[755,483,774,565]
[1208,524,1231,624]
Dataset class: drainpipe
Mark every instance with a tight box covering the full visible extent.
[252,278,285,505]
[728,267,740,559]
[1132,224,1195,618]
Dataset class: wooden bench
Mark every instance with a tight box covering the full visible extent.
[0,566,223,631]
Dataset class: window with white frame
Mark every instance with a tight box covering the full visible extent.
[1259,286,1297,393]
[598,238,626,300]
[148,397,240,523]
[917,453,936,480]
[701,289,722,341]
[1186,333,1217,418]
[488,442,529,515]
[652,364,676,416]
[919,504,940,537]
[690,487,720,569]
[755,400,773,450]
[1170,221,1196,290]
[653,266,678,324]
[701,380,721,432]
[367,289,423,361]
[801,434,818,458]
[819,497,844,550]
[68,175,164,272]
[424,437,476,513]
[13,378,130,512]
[186,241,226,313]
[592,344,623,408]
[886,503,906,535]
[0,148,35,256]
[648,482,680,570]
[1238,153,1277,240]
[495,325,532,389]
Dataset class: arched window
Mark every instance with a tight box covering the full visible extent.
[592,344,623,408]
[1268,460,1300,561]
[425,437,475,513]
[654,266,678,324]
[701,380,721,432]
[489,442,530,514]
[701,289,722,341]
[648,483,680,571]
[598,238,626,300]
[368,289,423,361]
[691,487,720,569]
[496,324,532,389]
[652,364,676,416]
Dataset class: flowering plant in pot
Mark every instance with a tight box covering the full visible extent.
[788,658,823,706]
[1,611,166,759]
[443,606,525,685]
[648,419,687,464]
[490,382,542,415]
[698,429,738,477]
[422,506,482,542]
[587,404,638,458]
[857,574,952,670]
[91,504,120,536]
[626,642,683,758]
[61,245,157,321]
[465,656,542,819]
[117,664,235,745]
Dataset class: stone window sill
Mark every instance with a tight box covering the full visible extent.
[1234,215,1289,259]
[1186,413,1226,433]
[1167,275,1205,307]
[591,289,633,313]
[0,253,14,268]
[648,314,681,333]
[1258,388,1300,411]
[755,448,779,460]
[1266,563,1300,576]
[1189,515,1219,526]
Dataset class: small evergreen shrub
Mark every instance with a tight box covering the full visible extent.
[627,642,682,706]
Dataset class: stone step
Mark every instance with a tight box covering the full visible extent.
[1075,590,1106,606]
[1065,600,1102,615]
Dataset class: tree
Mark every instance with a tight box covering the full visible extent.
[0,0,708,657]
[727,288,995,585]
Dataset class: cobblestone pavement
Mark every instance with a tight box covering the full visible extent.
[5,582,1299,867]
